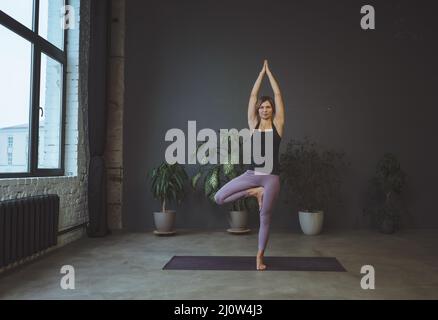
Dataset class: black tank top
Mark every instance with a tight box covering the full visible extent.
[249,120,282,175]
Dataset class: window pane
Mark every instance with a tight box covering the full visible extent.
[0,25,31,173]
[0,0,34,29]
[38,0,65,49]
[38,53,62,169]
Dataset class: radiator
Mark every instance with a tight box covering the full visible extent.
[0,194,59,268]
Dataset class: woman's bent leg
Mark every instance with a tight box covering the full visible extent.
[214,171,259,205]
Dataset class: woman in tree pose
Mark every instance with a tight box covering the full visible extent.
[214,60,285,270]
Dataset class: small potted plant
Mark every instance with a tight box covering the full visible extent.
[147,161,188,234]
[363,153,406,234]
[191,132,258,231]
[279,137,348,235]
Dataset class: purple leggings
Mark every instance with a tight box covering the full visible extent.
[214,170,280,251]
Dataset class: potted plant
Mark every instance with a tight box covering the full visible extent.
[363,153,406,234]
[147,161,188,234]
[279,137,348,235]
[191,132,258,231]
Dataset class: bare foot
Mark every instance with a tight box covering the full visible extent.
[255,187,264,210]
[256,254,267,271]
[247,187,264,210]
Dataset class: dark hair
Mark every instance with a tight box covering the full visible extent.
[255,96,276,122]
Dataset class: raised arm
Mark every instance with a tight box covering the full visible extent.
[248,61,266,130]
[266,61,285,136]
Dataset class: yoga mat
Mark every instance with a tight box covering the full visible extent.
[163,256,346,271]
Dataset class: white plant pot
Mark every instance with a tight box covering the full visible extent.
[298,211,324,235]
[227,210,248,230]
[153,210,176,232]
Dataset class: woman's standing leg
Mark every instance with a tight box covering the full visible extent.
[256,174,280,270]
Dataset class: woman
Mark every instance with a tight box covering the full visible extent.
[214,60,285,271]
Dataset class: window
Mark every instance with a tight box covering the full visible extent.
[38,53,63,169]
[7,136,13,165]
[0,0,67,178]
[8,137,14,148]
[0,0,33,29]
[38,0,65,49]
[0,25,31,173]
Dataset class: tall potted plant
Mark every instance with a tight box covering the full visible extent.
[191,132,258,231]
[363,153,406,234]
[279,138,348,235]
[147,161,188,234]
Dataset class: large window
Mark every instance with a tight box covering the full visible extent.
[0,0,67,177]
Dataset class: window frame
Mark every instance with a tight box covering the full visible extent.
[0,0,68,178]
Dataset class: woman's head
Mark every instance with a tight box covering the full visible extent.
[255,96,276,122]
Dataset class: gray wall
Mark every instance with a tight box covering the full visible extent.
[124,0,438,231]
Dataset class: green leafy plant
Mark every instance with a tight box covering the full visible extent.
[363,153,406,233]
[191,131,258,212]
[279,137,348,212]
[147,161,189,213]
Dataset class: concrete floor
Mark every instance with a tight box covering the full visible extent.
[0,229,437,299]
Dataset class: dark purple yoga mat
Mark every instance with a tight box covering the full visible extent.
[163,256,346,271]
